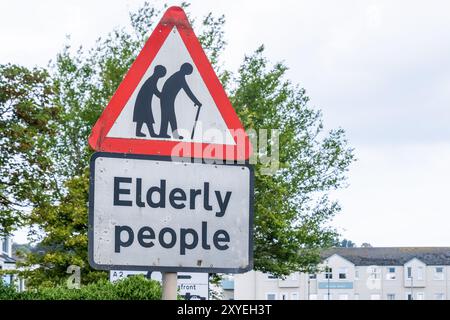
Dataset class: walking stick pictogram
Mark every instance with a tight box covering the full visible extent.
[191,104,201,140]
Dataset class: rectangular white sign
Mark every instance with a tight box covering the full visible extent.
[89,153,253,273]
[175,273,209,300]
[109,270,209,300]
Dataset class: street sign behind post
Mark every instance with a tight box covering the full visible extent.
[88,6,251,161]
[109,271,209,300]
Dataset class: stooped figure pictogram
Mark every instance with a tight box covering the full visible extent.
[158,62,202,140]
[134,62,202,140]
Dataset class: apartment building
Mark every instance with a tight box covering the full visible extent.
[0,236,16,284]
[234,247,450,300]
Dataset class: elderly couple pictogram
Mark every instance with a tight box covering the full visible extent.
[133,62,202,140]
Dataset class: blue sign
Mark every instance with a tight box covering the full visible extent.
[221,279,234,290]
[318,281,353,289]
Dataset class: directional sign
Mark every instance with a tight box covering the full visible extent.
[109,271,209,300]
[88,6,251,161]
[175,273,209,300]
[89,152,253,272]
[109,270,148,282]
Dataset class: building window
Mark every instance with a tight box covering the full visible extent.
[339,294,349,300]
[370,294,381,300]
[387,294,396,300]
[434,293,445,300]
[325,267,332,279]
[417,267,424,280]
[289,273,299,281]
[406,293,413,300]
[309,294,318,300]
[338,268,347,279]
[386,267,396,280]
[369,267,380,280]
[309,274,317,279]
[354,269,359,280]
[354,294,359,300]
[2,238,8,254]
[291,292,299,300]
[267,274,278,280]
[434,267,444,280]
[407,267,412,279]
[266,293,277,300]
[416,292,425,300]
[19,279,24,292]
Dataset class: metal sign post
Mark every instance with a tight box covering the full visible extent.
[162,272,178,300]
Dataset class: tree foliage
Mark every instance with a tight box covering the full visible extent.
[0,275,161,300]
[0,2,354,286]
[231,46,354,274]
[0,65,58,235]
[337,239,357,248]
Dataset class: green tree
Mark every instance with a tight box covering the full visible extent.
[337,239,357,248]
[19,2,234,287]
[1,2,354,286]
[231,46,353,274]
[0,65,58,235]
[22,170,107,287]
[0,275,162,300]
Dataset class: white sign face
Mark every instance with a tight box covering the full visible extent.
[109,271,209,300]
[89,153,253,273]
[106,27,235,145]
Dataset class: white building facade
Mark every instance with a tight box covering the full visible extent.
[0,236,17,284]
[234,247,450,300]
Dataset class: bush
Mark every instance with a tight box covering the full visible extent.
[0,275,162,300]
[0,279,17,300]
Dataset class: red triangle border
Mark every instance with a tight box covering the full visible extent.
[88,6,251,161]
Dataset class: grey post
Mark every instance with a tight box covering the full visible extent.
[162,272,177,300]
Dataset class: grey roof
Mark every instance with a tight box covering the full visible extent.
[321,247,450,266]
[0,253,16,264]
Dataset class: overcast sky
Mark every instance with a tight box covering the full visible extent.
[2,0,450,247]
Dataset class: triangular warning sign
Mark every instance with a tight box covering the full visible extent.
[88,6,251,161]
